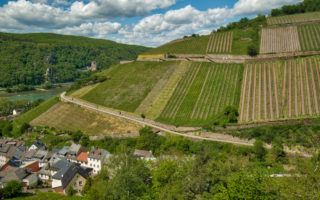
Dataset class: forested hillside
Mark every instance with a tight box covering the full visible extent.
[0,33,149,87]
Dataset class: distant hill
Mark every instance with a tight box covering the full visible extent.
[0,32,150,88]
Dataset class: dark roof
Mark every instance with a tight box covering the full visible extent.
[0,140,24,159]
[34,150,48,159]
[0,168,29,183]
[88,148,110,160]
[58,146,69,156]
[31,140,45,150]
[22,150,37,160]
[52,161,89,189]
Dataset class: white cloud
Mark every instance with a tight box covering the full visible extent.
[119,0,302,46]
[56,22,122,37]
[69,0,176,18]
[233,0,303,15]
[0,0,303,46]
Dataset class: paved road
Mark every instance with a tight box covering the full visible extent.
[60,92,254,146]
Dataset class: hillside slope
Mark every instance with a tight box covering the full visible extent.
[0,32,149,88]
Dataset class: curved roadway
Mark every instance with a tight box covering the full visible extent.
[60,92,254,146]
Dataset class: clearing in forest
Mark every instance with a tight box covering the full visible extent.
[31,102,142,137]
[260,26,301,54]
[267,12,320,25]
[81,61,173,112]
[239,57,320,124]
[158,62,243,126]
[298,23,320,51]
[206,31,233,54]
[137,61,190,119]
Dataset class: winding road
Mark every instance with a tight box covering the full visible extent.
[60,92,254,146]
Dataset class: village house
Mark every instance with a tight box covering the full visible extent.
[28,140,45,151]
[0,139,111,194]
[0,139,25,168]
[0,167,37,189]
[88,148,110,174]
[133,149,156,161]
[51,159,90,194]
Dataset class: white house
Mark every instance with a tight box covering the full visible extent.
[88,148,110,174]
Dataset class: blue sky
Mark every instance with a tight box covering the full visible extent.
[0,0,301,46]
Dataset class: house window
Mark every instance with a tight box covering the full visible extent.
[79,181,83,186]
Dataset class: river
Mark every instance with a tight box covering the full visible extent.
[0,86,69,102]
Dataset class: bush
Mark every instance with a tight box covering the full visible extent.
[247,45,258,56]
[0,180,23,198]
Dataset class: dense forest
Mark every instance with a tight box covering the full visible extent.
[0,33,149,88]
[271,0,320,16]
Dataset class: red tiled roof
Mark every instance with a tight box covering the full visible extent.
[76,152,88,162]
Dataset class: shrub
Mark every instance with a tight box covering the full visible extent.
[247,44,258,56]
[0,180,23,198]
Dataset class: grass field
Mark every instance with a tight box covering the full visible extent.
[267,11,320,25]
[298,23,320,51]
[81,62,173,112]
[239,56,320,123]
[70,84,99,98]
[143,36,209,55]
[13,97,59,133]
[31,102,141,137]
[158,62,243,126]
[260,26,301,54]
[134,61,186,117]
[142,62,190,119]
[206,31,233,54]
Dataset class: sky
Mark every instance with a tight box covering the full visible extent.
[0,0,302,47]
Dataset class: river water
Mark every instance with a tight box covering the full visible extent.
[0,86,69,102]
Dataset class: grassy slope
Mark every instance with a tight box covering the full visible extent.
[82,62,173,112]
[31,102,141,137]
[143,28,259,56]
[158,62,243,126]
[13,97,59,131]
[232,28,259,55]
[142,36,209,55]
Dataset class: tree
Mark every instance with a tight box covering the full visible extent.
[253,140,267,161]
[272,140,287,163]
[80,135,90,147]
[88,155,151,200]
[214,171,279,199]
[224,106,239,123]
[0,180,23,198]
[247,44,258,56]
[71,130,83,143]
[137,127,164,154]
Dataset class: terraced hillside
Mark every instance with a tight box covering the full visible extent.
[239,56,320,123]
[298,23,320,51]
[31,102,141,137]
[82,61,177,112]
[267,11,320,25]
[206,31,233,54]
[135,61,190,119]
[158,62,243,126]
[260,26,301,54]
